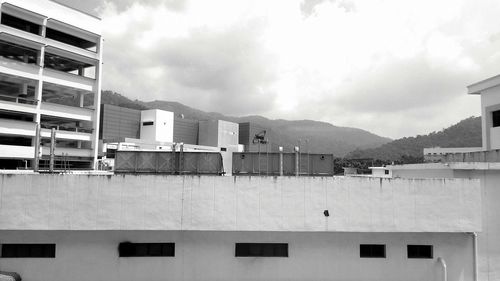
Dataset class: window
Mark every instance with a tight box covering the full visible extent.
[360,244,386,258]
[235,243,288,257]
[118,242,175,257]
[1,13,41,35]
[407,245,433,259]
[384,170,389,175]
[1,244,55,258]
[142,121,154,126]
[493,110,500,128]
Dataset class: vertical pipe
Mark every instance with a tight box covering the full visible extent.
[279,146,283,176]
[438,257,447,281]
[34,123,40,172]
[473,232,478,281]
[49,128,56,173]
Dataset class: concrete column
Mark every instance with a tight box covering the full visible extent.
[92,37,104,170]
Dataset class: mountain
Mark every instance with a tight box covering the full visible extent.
[101,91,392,156]
[346,116,482,162]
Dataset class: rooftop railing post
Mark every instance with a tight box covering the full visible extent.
[279,146,283,176]
[49,128,56,173]
[295,146,299,177]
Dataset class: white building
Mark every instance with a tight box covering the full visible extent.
[0,0,103,170]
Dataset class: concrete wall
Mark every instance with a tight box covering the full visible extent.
[0,230,474,281]
[140,110,174,143]
[0,175,481,232]
[218,120,239,147]
[198,120,219,147]
[471,171,500,281]
[173,117,198,145]
[100,104,141,140]
[198,120,239,148]
[392,168,454,179]
[480,85,500,150]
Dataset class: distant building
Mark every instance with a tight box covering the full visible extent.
[0,0,103,169]
[238,122,280,152]
[423,147,482,162]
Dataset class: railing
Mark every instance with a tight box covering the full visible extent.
[0,94,38,105]
[40,123,93,134]
[232,152,335,176]
[443,149,500,163]
[114,150,224,175]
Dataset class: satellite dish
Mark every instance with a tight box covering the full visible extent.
[252,130,267,144]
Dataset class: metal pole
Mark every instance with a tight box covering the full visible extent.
[49,128,56,173]
[258,141,261,176]
[279,146,283,176]
[295,146,299,177]
[306,139,310,175]
[179,142,184,174]
[34,123,40,172]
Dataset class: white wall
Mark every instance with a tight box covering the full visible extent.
[480,86,500,150]
[0,175,481,233]
[140,110,174,143]
[218,120,239,147]
[0,230,473,281]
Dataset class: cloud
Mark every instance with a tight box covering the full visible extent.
[100,0,186,13]
[88,0,500,138]
[101,3,277,115]
[300,0,355,17]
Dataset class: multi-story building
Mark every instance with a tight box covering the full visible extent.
[0,0,102,170]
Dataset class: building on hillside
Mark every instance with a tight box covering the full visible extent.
[0,0,103,170]
[423,147,483,162]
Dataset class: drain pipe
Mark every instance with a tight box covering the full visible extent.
[472,232,478,281]
[438,257,447,281]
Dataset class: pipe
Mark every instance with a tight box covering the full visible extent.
[438,257,447,281]
[472,232,478,281]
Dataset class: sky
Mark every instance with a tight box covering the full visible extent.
[59,0,500,139]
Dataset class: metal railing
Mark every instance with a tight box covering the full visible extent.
[0,93,38,105]
[443,149,500,163]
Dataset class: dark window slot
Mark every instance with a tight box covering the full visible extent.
[493,110,500,128]
[142,121,154,126]
[1,244,55,258]
[118,242,175,257]
[235,243,288,257]
[360,244,386,258]
[407,245,433,259]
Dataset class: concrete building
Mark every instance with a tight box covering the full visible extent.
[0,174,481,281]
[468,74,500,150]
[423,147,483,162]
[0,0,103,170]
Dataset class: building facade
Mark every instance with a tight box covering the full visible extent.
[0,0,103,169]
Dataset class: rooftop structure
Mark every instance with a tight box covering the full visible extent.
[0,0,103,170]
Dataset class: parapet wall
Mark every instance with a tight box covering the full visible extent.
[0,175,481,232]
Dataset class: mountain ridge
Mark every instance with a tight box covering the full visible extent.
[101,91,392,156]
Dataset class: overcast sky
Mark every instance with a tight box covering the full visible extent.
[60,0,500,139]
